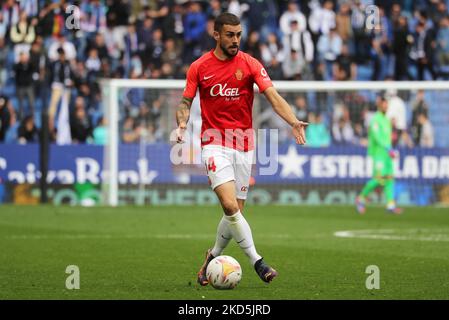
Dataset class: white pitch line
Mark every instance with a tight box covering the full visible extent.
[3,234,291,240]
[334,229,449,242]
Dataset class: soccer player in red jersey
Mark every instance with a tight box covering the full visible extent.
[176,13,308,286]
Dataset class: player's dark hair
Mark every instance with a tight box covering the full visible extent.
[214,13,240,32]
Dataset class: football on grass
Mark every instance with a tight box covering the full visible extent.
[206,255,242,290]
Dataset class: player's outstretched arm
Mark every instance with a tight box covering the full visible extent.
[175,96,193,143]
[263,87,308,145]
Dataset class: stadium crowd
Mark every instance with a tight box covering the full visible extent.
[0,0,445,148]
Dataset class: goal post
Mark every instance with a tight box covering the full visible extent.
[100,79,449,207]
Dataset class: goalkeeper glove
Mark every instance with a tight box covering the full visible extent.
[387,148,399,159]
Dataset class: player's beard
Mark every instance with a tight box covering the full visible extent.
[221,43,239,58]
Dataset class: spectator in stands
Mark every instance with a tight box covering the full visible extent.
[70,98,93,144]
[385,88,407,134]
[199,17,216,54]
[279,0,307,35]
[161,38,182,75]
[384,87,411,146]
[85,33,110,64]
[260,32,283,80]
[48,34,77,63]
[50,2,71,39]
[85,48,101,82]
[159,62,173,79]
[351,0,370,63]
[76,81,98,114]
[121,116,139,143]
[80,0,108,36]
[92,116,107,145]
[293,95,309,122]
[436,16,449,70]
[335,2,352,45]
[411,90,430,145]
[137,17,155,65]
[0,12,7,41]
[333,44,357,81]
[48,47,74,132]
[206,0,223,19]
[1,0,20,41]
[245,0,278,42]
[352,123,368,146]
[148,28,164,70]
[317,27,342,80]
[397,129,415,148]
[19,0,38,18]
[14,52,35,120]
[390,3,402,29]
[10,11,36,62]
[393,16,414,80]
[332,115,354,145]
[106,0,131,53]
[227,0,249,20]
[146,0,170,31]
[0,96,16,142]
[309,0,336,37]
[123,23,139,74]
[165,2,185,43]
[282,19,314,79]
[410,22,436,80]
[370,6,393,81]
[306,113,331,147]
[430,0,448,28]
[73,60,89,88]
[370,37,384,81]
[282,49,303,80]
[332,103,353,143]
[182,1,207,63]
[244,30,262,62]
[0,37,7,90]
[17,114,38,144]
[29,38,47,91]
[309,0,336,58]
[417,113,434,148]
[36,2,57,40]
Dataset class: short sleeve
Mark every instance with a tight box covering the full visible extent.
[183,62,199,99]
[249,57,273,93]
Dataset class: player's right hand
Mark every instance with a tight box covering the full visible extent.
[176,122,187,144]
[292,121,308,145]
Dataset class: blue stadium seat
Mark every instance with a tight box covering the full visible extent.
[356,64,372,81]
[4,123,19,144]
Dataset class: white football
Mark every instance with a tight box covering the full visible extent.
[206,255,242,290]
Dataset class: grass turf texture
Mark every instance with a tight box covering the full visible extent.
[0,205,448,299]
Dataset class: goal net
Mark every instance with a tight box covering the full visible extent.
[100,80,449,207]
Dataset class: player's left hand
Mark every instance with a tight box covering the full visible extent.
[292,121,308,145]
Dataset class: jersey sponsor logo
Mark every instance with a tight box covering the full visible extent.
[235,69,243,80]
[210,83,240,97]
[203,74,215,80]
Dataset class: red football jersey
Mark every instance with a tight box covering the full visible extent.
[183,50,273,151]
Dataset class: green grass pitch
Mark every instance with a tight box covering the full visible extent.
[1,205,448,299]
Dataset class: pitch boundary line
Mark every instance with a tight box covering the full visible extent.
[334,229,449,242]
[3,233,291,240]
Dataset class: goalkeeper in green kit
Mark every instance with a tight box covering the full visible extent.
[356,96,403,215]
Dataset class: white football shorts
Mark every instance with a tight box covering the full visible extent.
[201,145,254,200]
